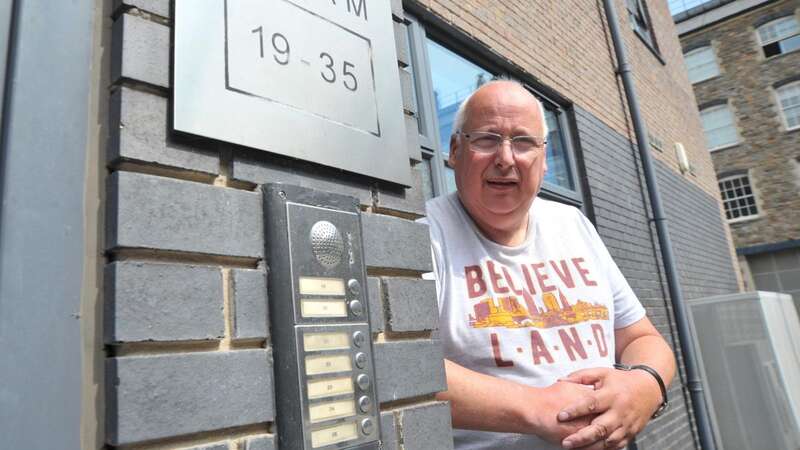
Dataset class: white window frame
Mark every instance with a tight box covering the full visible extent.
[775,81,800,131]
[756,15,800,57]
[700,103,739,151]
[718,173,760,223]
[684,45,720,84]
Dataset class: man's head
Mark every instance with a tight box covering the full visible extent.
[448,80,548,243]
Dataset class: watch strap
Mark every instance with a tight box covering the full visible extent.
[613,363,668,418]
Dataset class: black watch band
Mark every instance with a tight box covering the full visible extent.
[613,363,668,418]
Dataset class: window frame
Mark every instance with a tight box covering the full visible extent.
[684,45,720,84]
[775,81,800,132]
[626,0,664,62]
[405,12,584,207]
[755,15,800,58]
[718,172,760,224]
[699,102,739,151]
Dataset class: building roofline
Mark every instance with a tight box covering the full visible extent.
[675,0,776,35]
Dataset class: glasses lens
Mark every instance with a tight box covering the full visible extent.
[511,136,538,153]
[469,133,502,152]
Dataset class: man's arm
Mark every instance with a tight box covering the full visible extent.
[437,359,597,444]
[556,317,676,449]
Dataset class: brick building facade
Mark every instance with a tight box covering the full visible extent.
[0,0,742,449]
[676,0,800,310]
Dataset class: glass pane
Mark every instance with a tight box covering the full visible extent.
[685,47,719,83]
[543,108,575,190]
[778,34,800,54]
[701,105,737,149]
[758,16,799,45]
[426,39,494,156]
[443,164,457,193]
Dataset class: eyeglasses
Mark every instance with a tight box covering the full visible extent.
[459,131,547,155]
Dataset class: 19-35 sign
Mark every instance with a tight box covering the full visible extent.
[174,0,411,186]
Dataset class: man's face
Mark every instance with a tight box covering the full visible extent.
[449,84,547,230]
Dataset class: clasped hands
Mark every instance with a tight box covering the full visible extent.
[534,367,662,450]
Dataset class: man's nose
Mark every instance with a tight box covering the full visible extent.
[494,139,515,168]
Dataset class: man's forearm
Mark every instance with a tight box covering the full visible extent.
[436,359,595,443]
[436,359,536,433]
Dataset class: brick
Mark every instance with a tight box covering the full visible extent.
[104,261,224,343]
[230,150,373,206]
[232,269,269,339]
[399,67,416,115]
[382,278,438,332]
[362,213,432,272]
[399,402,454,450]
[109,87,219,174]
[374,340,446,402]
[373,159,426,216]
[394,22,410,67]
[243,434,276,450]
[107,171,263,257]
[113,0,170,18]
[112,13,169,88]
[380,411,399,450]
[367,276,384,333]
[106,349,274,445]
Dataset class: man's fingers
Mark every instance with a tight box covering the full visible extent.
[561,420,613,449]
[562,368,606,385]
[558,393,601,421]
[602,427,629,449]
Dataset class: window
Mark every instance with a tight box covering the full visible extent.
[406,14,582,205]
[776,81,800,130]
[684,46,720,84]
[719,174,758,221]
[626,0,658,50]
[700,104,738,150]
[756,16,800,58]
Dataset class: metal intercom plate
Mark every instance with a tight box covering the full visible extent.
[263,184,380,450]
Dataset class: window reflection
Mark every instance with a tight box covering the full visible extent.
[425,38,574,193]
[426,39,493,155]
[544,108,574,190]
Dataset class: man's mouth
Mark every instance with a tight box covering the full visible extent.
[486,178,518,188]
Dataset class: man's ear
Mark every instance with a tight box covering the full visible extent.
[449,135,458,167]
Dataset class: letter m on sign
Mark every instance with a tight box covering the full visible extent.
[348,0,367,20]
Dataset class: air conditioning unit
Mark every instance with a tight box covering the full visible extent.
[688,291,800,450]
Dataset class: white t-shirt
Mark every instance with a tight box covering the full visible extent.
[423,193,646,450]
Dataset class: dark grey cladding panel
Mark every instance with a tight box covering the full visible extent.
[654,160,739,298]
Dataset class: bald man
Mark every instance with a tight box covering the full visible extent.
[423,81,675,450]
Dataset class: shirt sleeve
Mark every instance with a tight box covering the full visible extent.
[576,210,646,329]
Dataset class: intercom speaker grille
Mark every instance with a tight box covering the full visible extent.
[310,221,344,268]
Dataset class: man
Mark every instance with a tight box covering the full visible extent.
[424,80,676,450]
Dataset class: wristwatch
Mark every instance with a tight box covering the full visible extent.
[613,363,668,418]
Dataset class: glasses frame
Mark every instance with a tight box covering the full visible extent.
[459,130,547,156]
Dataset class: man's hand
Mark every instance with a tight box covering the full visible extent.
[555,367,663,449]
[527,381,599,445]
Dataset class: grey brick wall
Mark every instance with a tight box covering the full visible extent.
[576,106,738,450]
[105,2,450,449]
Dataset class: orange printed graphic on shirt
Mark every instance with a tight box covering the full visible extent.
[469,290,608,329]
[464,258,608,329]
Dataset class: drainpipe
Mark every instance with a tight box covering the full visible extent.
[601,1,717,450]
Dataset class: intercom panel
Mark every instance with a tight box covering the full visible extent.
[263,184,380,450]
